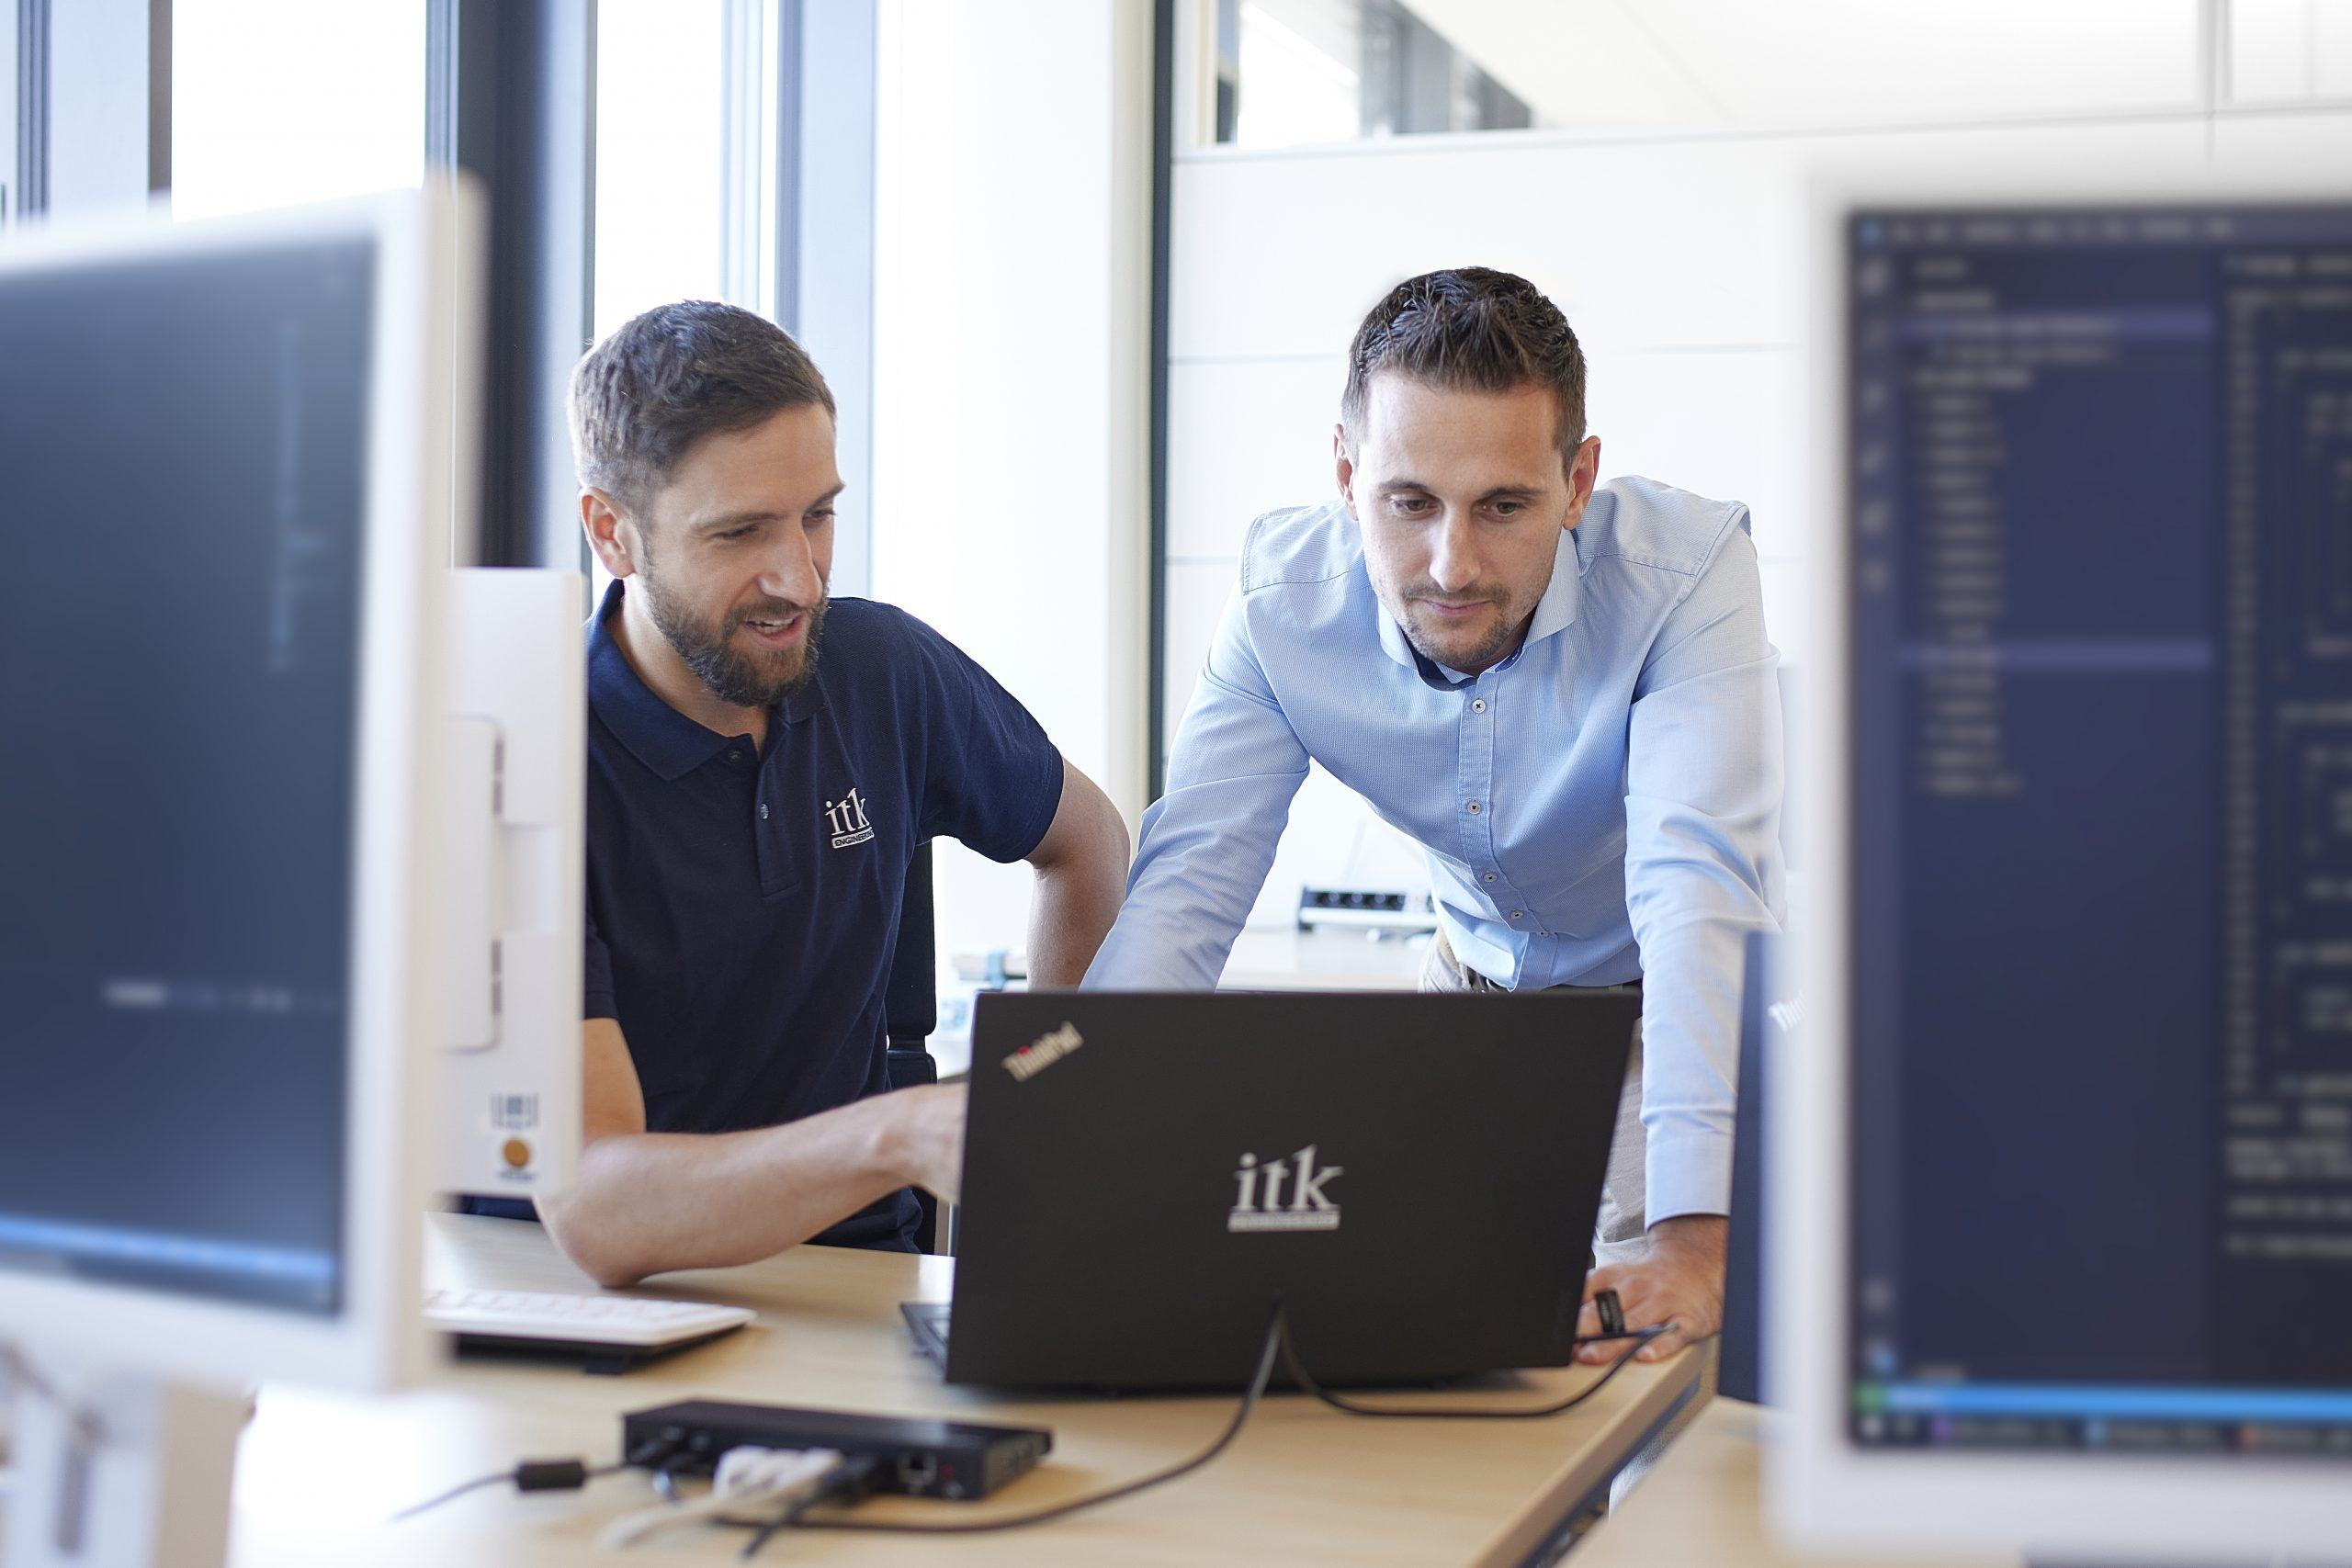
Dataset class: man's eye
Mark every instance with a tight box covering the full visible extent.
[718,526,757,541]
[1392,496,1433,515]
[808,509,836,526]
[1492,501,1524,518]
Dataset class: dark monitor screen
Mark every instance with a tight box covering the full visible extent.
[1846,205,2352,1455]
[0,236,377,1315]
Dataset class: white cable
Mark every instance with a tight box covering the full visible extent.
[597,1446,844,1551]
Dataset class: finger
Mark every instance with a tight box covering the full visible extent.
[1573,1281,1635,1344]
[1577,1280,1679,1363]
[1573,1265,1628,1348]
[1635,1319,1690,1362]
[1574,1303,1648,1362]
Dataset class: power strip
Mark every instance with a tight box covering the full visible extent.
[621,1400,1051,1502]
[1296,886,1439,932]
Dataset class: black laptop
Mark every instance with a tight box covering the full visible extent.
[904,988,1638,1391]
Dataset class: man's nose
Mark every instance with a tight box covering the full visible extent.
[1427,513,1479,593]
[758,530,823,606]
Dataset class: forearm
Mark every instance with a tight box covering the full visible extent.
[1027,854,1125,988]
[1623,623,1786,1223]
[1081,774,1299,988]
[1626,898,1776,1224]
[537,1092,918,1287]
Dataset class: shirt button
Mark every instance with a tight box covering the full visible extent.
[1471,699,1487,713]
[1465,800,1482,815]
[758,803,770,819]
[728,749,746,763]
[1510,911,1525,920]
[1483,873,1497,882]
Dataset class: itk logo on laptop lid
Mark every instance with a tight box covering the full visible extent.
[1228,1145,1343,1233]
[1003,1022,1083,1082]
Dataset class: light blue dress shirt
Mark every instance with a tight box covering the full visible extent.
[1084,476,1787,1223]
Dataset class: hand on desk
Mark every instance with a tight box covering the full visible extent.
[1573,1213,1726,1364]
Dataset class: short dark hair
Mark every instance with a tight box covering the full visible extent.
[569,299,835,513]
[1340,267,1587,467]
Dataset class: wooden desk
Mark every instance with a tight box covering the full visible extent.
[1219,928,1429,991]
[1574,1399,2017,1568]
[228,1215,1699,1567]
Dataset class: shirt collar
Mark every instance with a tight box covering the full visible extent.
[1373,525,1585,680]
[1523,525,1585,648]
[586,579,820,782]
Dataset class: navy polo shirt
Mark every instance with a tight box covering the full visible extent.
[583,580,1063,1249]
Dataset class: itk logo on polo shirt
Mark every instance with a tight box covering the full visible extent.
[1227,1144,1343,1233]
[824,786,875,850]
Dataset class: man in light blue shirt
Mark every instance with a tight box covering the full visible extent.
[1085,268,1785,1362]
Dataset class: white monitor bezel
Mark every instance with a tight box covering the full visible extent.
[0,185,472,1393]
[1778,148,2352,1562]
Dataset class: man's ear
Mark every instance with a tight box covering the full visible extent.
[1333,423,1357,519]
[1561,435,1602,531]
[581,489,639,578]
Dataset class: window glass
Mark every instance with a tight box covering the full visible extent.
[1208,0,2203,149]
[594,0,727,339]
[1215,0,1530,147]
[2,17,17,223]
[172,0,424,220]
[590,0,729,603]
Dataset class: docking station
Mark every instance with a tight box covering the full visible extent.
[621,1399,1052,1502]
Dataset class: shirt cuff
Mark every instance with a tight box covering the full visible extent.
[1641,1126,1734,1226]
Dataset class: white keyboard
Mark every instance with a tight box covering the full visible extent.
[424,1287,754,1349]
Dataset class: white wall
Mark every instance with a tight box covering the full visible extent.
[871,0,1155,964]
[1164,103,2352,928]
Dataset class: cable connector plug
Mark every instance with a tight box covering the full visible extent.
[600,1445,845,1550]
[741,1453,885,1560]
[511,1459,591,1493]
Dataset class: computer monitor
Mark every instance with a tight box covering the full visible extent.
[0,186,474,1565]
[1778,162,2352,1562]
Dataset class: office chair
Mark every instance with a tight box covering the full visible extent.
[884,840,944,1253]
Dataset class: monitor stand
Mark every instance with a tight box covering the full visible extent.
[6,1363,248,1568]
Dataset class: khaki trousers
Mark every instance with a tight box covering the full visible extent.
[1419,931,1648,1267]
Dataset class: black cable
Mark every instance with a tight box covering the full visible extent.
[749,1305,1668,1545]
[1277,1317,1671,1420]
[390,1435,682,1522]
[741,1453,884,1560]
[390,1470,516,1522]
[761,1298,1289,1540]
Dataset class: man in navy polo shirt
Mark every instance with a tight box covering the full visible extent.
[535,302,1130,1287]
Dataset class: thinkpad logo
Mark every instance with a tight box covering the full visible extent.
[1003,1022,1083,1082]
[824,786,875,849]
[1227,1144,1343,1233]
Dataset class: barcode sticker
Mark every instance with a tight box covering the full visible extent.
[490,1093,539,1130]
